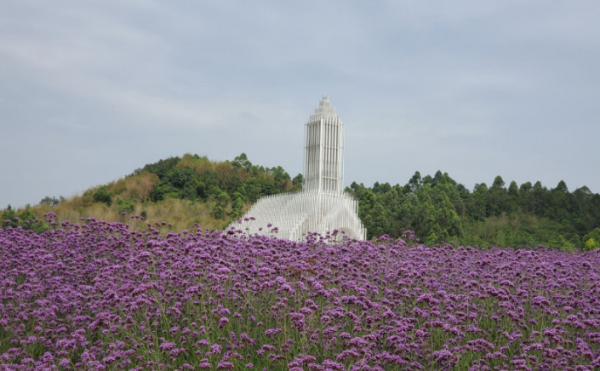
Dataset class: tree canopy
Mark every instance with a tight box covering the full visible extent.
[3,154,599,251]
[346,171,600,250]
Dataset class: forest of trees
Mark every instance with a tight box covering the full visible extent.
[346,171,600,251]
[3,153,600,251]
[133,153,303,219]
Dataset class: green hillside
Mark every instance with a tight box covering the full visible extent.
[3,153,600,251]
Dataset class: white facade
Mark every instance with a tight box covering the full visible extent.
[230,96,366,241]
[304,96,344,193]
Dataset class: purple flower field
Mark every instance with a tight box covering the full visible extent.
[1,218,600,370]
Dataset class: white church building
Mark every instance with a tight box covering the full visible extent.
[231,96,366,241]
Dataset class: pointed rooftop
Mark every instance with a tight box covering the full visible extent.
[309,95,340,122]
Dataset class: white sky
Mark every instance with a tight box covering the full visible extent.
[1,0,599,208]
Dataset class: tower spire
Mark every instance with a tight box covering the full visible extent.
[304,96,344,193]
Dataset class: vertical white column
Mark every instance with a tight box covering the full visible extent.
[327,119,331,192]
[328,119,331,192]
[310,123,314,191]
[304,122,307,191]
[332,121,336,192]
[318,118,323,193]
[336,120,339,192]
[324,119,327,192]
[330,120,333,192]
[314,119,317,191]
[340,120,343,191]
[341,121,345,192]
[312,123,316,190]
[325,120,328,192]
[338,120,342,192]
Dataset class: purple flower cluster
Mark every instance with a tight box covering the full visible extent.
[1,221,600,370]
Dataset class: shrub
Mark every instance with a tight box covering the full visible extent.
[93,186,113,206]
[210,204,225,219]
[584,238,599,251]
[115,198,136,213]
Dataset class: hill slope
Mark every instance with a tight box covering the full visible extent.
[2,153,600,250]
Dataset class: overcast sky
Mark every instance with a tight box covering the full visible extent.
[1,0,599,208]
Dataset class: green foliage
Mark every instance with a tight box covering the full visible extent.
[230,192,244,219]
[584,238,598,251]
[210,204,225,219]
[93,186,113,206]
[150,183,181,201]
[141,153,293,214]
[17,208,36,230]
[115,198,136,213]
[2,205,18,228]
[243,178,262,203]
[136,156,181,178]
[347,171,600,249]
[582,228,600,251]
[7,152,600,249]
[39,196,63,207]
[292,173,304,191]
[230,153,252,171]
[164,167,197,189]
[583,228,600,247]
[216,192,230,206]
[2,206,49,233]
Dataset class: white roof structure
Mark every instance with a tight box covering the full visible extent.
[230,96,366,241]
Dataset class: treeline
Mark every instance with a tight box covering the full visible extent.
[346,171,600,250]
[132,153,303,219]
[3,154,600,250]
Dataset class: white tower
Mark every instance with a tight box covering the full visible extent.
[304,96,344,193]
[229,97,366,241]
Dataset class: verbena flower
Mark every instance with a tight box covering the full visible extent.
[0,219,598,369]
